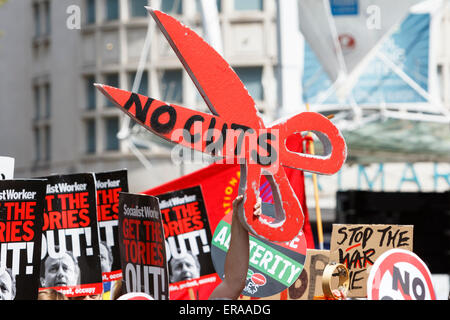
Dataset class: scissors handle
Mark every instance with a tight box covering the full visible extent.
[273,112,347,175]
[238,163,304,243]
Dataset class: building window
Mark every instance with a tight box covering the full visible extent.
[34,129,41,162]
[129,71,148,96]
[161,69,182,103]
[33,1,51,38]
[33,82,52,163]
[44,1,51,35]
[33,3,41,37]
[196,0,221,13]
[34,86,41,120]
[86,119,96,154]
[44,84,51,118]
[44,126,51,161]
[329,0,359,15]
[86,0,96,24]
[104,73,119,107]
[130,0,148,17]
[161,0,182,14]
[106,0,119,21]
[234,0,263,11]
[86,75,96,110]
[105,117,120,151]
[234,67,264,100]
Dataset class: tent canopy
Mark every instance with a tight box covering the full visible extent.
[341,118,450,164]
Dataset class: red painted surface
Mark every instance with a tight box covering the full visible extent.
[95,9,346,243]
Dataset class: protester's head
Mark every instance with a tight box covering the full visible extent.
[41,249,80,288]
[38,288,68,300]
[0,268,16,300]
[169,251,200,283]
[111,280,123,300]
[99,241,113,273]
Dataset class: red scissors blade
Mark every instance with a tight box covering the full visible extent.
[148,8,264,130]
[95,83,232,156]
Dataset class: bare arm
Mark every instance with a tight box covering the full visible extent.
[209,195,261,300]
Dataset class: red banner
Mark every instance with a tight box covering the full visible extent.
[143,135,315,300]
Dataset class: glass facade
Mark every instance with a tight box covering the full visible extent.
[104,73,119,107]
[86,119,96,154]
[234,67,264,100]
[86,0,96,24]
[105,117,120,151]
[86,75,96,110]
[106,0,119,21]
[130,0,148,17]
[161,0,182,14]
[161,69,182,103]
[234,0,263,11]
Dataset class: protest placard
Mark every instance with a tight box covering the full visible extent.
[39,173,103,297]
[290,249,330,300]
[367,248,435,300]
[0,179,46,300]
[94,169,128,298]
[258,249,330,300]
[118,192,169,300]
[156,186,217,300]
[0,157,14,180]
[211,209,306,298]
[117,292,154,300]
[329,224,413,297]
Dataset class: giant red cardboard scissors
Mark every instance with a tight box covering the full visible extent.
[95,8,347,243]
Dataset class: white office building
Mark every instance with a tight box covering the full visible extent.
[0,0,285,192]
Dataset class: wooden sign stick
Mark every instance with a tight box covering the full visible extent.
[305,104,331,250]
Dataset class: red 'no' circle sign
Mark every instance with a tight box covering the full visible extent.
[367,249,435,300]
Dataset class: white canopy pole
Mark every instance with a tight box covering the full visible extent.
[198,0,223,54]
[117,14,154,141]
[276,0,303,117]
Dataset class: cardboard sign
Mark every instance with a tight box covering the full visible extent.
[95,169,129,300]
[254,249,330,300]
[117,292,154,300]
[0,179,46,300]
[329,224,413,297]
[367,248,435,300]
[95,170,128,281]
[118,192,169,300]
[39,173,103,297]
[96,8,347,243]
[0,156,14,180]
[211,207,307,298]
[157,186,217,300]
[289,249,330,300]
